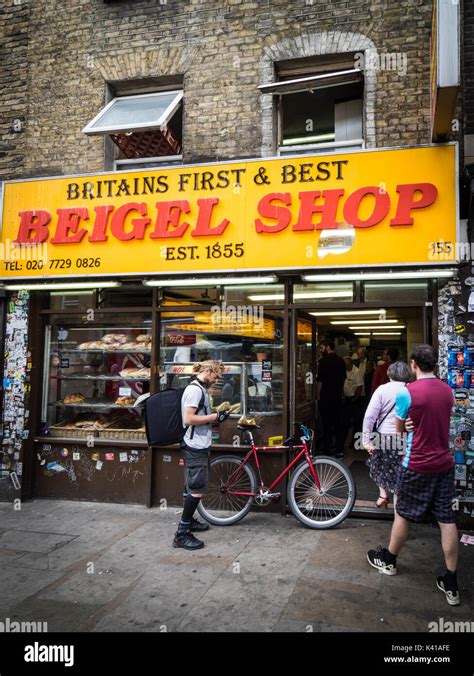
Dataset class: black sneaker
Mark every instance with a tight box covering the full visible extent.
[189,518,210,532]
[173,532,204,550]
[367,545,397,575]
[436,575,460,606]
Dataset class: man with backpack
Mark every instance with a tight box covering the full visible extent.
[173,359,230,550]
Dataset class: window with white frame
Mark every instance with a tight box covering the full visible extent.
[82,85,183,170]
[259,55,364,155]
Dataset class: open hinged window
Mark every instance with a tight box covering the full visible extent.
[259,55,364,155]
[82,90,183,169]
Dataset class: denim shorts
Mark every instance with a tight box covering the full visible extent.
[182,444,211,495]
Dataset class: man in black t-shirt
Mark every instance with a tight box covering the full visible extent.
[316,340,347,457]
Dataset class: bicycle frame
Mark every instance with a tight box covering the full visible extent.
[222,430,321,497]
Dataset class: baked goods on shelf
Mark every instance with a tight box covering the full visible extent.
[102,333,128,344]
[63,393,86,404]
[118,367,151,379]
[78,341,103,349]
[136,334,152,343]
[115,396,135,406]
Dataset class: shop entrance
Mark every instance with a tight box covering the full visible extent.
[291,304,432,515]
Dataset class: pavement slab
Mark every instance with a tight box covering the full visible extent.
[0,499,471,634]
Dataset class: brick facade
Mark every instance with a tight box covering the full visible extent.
[0,0,450,180]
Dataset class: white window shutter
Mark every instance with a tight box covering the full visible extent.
[335,99,363,142]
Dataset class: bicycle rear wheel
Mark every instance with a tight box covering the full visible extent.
[287,456,356,529]
[197,455,257,526]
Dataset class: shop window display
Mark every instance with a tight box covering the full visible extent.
[42,313,151,442]
[160,309,285,445]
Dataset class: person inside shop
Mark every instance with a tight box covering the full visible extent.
[221,373,241,405]
[371,347,400,394]
[352,346,368,434]
[364,359,376,397]
[316,339,346,458]
[341,356,363,452]
[173,359,230,551]
[335,336,350,358]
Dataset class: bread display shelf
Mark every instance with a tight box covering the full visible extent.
[53,348,152,354]
[49,422,95,438]
[49,375,151,381]
[97,427,146,440]
[51,400,138,410]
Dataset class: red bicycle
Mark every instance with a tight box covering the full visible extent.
[198,422,356,529]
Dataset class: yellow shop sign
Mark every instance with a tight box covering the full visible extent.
[0,145,458,279]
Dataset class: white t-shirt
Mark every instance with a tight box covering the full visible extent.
[181,380,212,450]
[343,366,363,398]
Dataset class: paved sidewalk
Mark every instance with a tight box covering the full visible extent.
[0,500,472,633]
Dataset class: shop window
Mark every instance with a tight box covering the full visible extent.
[160,287,219,307]
[41,312,152,442]
[363,282,428,303]
[82,88,183,170]
[224,284,285,306]
[259,55,364,155]
[49,291,95,312]
[97,285,153,308]
[293,282,354,303]
[159,309,285,446]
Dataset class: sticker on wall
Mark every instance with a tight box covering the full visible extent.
[91,452,100,462]
[163,455,171,463]
[119,452,128,462]
[105,453,115,461]
[60,448,69,457]
[46,462,66,473]
[96,461,103,471]
[73,452,80,461]
[455,464,467,481]
[9,472,20,490]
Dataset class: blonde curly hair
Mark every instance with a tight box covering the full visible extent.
[192,359,225,376]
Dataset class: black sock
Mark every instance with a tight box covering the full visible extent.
[385,549,397,564]
[177,495,200,535]
[445,569,457,582]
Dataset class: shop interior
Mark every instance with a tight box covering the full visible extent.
[304,305,424,511]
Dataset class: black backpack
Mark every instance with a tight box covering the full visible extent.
[144,381,206,446]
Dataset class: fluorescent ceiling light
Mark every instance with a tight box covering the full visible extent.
[4,281,121,291]
[348,325,406,329]
[366,283,427,288]
[310,309,386,316]
[330,319,398,325]
[354,332,371,336]
[302,270,455,282]
[145,276,277,287]
[372,332,402,336]
[249,290,353,301]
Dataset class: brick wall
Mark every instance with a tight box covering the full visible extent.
[464,0,474,135]
[0,0,439,180]
[0,0,30,179]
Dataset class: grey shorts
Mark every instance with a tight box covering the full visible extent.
[182,445,211,495]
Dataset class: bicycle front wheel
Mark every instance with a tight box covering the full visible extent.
[197,455,257,526]
[287,456,356,529]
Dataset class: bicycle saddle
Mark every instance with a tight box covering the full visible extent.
[237,415,260,430]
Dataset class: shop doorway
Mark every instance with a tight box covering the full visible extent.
[291,305,431,515]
